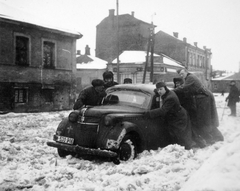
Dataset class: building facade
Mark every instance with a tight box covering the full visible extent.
[96,10,212,87]
[108,50,184,84]
[154,31,212,87]
[0,10,82,112]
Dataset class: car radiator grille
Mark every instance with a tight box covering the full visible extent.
[74,116,101,147]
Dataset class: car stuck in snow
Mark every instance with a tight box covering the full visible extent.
[47,84,172,164]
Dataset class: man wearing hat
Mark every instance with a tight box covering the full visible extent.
[225,80,240,116]
[175,68,223,144]
[73,79,106,110]
[123,78,132,84]
[103,71,118,89]
[145,81,195,150]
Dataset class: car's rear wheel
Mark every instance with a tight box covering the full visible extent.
[118,134,137,161]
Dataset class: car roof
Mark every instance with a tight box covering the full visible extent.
[106,83,156,95]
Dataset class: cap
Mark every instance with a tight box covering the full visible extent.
[156,81,166,88]
[91,79,104,87]
[123,78,132,84]
[103,71,114,79]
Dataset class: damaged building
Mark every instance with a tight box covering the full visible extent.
[0,3,82,112]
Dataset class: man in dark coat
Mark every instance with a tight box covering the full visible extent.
[175,68,224,144]
[173,78,207,148]
[225,80,240,116]
[73,79,106,110]
[103,71,118,89]
[145,81,195,150]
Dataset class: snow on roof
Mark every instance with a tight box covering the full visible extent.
[112,50,159,64]
[112,50,184,68]
[160,53,184,68]
[76,55,107,69]
[211,72,237,81]
[0,2,82,37]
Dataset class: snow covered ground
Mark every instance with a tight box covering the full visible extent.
[0,94,239,191]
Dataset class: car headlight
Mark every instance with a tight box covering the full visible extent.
[68,111,79,122]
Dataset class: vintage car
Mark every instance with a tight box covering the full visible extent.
[47,84,172,164]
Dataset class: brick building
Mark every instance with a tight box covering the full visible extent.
[154,31,212,87]
[96,10,212,87]
[0,3,82,112]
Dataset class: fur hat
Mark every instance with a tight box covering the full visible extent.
[123,78,132,84]
[173,77,183,84]
[103,71,114,80]
[156,81,166,88]
[91,79,104,87]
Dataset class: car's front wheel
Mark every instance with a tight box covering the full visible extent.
[118,134,137,161]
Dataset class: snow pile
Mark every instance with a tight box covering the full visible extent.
[0,94,239,191]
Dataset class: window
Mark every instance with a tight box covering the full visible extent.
[43,41,56,69]
[14,88,28,103]
[15,35,30,66]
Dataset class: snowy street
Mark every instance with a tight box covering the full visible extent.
[0,94,239,191]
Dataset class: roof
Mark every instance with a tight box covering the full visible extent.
[98,13,154,28]
[212,72,240,81]
[0,2,82,38]
[76,55,107,69]
[111,50,184,68]
[107,83,156,95]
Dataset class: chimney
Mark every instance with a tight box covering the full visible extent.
[194,42,198,47]
[76,50,81,55]
[183,37,187,43]
[85,45,90,55]
[203,46,206,50]
[109,9,115,17]
[173,32,178,38]
[131,11,135,17]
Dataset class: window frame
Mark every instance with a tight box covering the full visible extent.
[14,87,29,104]
[42,39,57,69]
[14,33,31,66]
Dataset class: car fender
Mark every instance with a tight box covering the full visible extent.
[56,117,77,137]
[105,121,142,150]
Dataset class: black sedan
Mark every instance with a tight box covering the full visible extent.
[47,84,172,164]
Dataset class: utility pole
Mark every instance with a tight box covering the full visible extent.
[142,23,155,83]
[150,22,155,82]
[116,0,120,83]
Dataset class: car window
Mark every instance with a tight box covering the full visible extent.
[104,90,151,109]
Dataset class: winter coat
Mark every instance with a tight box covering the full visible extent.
[73,86,106,110]
[104,81,118,89]
[226,85,240,106]
[148,90,193,149]
[174,73,223,143]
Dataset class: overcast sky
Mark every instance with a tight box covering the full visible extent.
[1,0,240,72]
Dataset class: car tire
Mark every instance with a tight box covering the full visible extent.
[118,134,137,161]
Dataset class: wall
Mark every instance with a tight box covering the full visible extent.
[0,19,78,112]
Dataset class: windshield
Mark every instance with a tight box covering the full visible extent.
[103,89,151,109]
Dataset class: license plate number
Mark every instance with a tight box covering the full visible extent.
[56,135,74,144]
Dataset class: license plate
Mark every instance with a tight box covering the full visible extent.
[56,135,74,144]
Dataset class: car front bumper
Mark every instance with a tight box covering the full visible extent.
[47,141,118,158]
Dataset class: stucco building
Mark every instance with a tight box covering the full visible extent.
[96,9,152,63]
[0,3,82,112]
